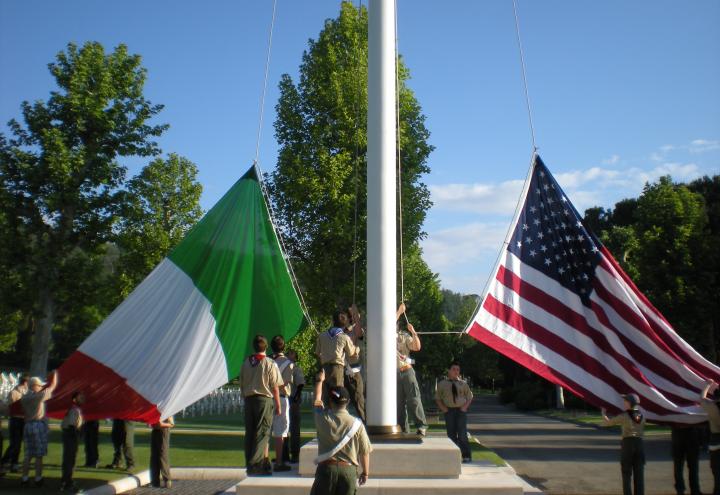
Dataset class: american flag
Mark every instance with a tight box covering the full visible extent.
[466,155,720,423]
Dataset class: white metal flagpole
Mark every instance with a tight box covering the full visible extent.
[366,0,399,433]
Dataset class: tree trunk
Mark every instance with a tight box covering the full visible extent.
[555,385,565,409]
[30,287,54,377]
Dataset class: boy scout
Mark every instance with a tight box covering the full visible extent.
[344,305,366,423]
[21,371,58,487]
[1,374,28,473]
[396,303,427,435]
[316,311,359,401]
[435,361,473,462]
[270,335,294,472]
[107,419,134,470]
[700,379,720,495]
[311,369,371,495]
[241,334,282,476]
[150,416,174,488]
[60,391,84,492]
[601,393,645,495]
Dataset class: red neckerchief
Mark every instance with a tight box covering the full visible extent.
[250,353,266,367]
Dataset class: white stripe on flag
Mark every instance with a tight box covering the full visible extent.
[80,258,228,418]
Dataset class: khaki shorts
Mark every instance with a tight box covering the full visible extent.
[272,396,290,437]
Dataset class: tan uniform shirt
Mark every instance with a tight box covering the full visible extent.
[314,408,372,466]
[240,354,282,398]
[701,399,720,433]
[21,388,52,421]
[435,378,473,408]
[152,416,175,430]
[61,405,83,430]
[9,384,28,418]
[273,354,295,397]
[604,409,645,438]
[397,332,415,369]
[290,364,305,398]
[315,330,358,366]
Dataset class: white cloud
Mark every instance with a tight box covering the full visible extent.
[422,222,507,271]
[689,139,720,153]
[429,179,524,216]
[602,154,620,165]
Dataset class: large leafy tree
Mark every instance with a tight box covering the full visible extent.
[268,2,434,326]
[0,42,167,375]
[114,153,203,299]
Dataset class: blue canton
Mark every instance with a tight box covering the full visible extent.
[507,156,602,305]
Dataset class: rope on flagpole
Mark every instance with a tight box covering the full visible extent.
[511,0,538,154]
[251,0,317,333]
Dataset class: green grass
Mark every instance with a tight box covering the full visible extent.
[0,426,315,495]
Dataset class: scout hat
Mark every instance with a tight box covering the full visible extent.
[621,393,640,407]
[29,376,46,387]
[329,386,350,405]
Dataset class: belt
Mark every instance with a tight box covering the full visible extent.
[280,394,287,398]
[319,459,352,467]
[399,365,412,372]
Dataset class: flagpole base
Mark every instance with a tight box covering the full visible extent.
[366,424,423,443]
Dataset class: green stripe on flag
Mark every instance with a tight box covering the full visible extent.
[168,166,306,378]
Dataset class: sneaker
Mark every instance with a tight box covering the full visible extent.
[462,457,472,463]
[125,464,135,471]
[162,479,172,488]
[273,463,292,472]
[105,463,119,469]
[246,464,272,477]
[416,427,427,436]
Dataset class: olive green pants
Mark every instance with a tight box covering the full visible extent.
[310,463,358,495]
[244,395,273,467]
[397,367,427,432]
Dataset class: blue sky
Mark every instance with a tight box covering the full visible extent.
[1,0,718,295]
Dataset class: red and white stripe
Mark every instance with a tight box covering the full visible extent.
[467,248,718,423]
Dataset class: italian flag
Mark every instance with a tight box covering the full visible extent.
[47,167,306,422]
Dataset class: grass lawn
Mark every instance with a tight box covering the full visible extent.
[0,408,508,494]
[0,426,314,495]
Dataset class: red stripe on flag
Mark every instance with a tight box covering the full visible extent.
[483,294,682,416]
[467,319,618,413]
[495,265,695,406]
[46,351,160,423]
[600,248,720,382]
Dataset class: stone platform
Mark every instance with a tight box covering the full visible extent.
[299,436,461,478]
[230,437,528,494]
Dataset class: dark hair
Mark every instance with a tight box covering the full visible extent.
[253,335,268,353]
[332,310,346,328]
[449,360,461,369]
[271,335,285,354]
[329,386,350,406]
[20,374,30,385]
[71,391,82,403]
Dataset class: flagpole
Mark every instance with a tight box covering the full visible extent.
[366,0,399,434]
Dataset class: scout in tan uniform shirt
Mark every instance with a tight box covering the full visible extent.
[270,335,294,472]
[150,416,174,488]
[240,334,283,476]
[343,305,366,423]
[311,369,371,495]
[602,393,645,495]
[396,303,427,435]
[435,361,473,462]
[60,392,84,492]
[316,311,359,401]
[700,379,720,495]
[21,371,58,487]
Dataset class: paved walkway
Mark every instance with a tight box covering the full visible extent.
[468,395,714,495]
[125,479,239,495]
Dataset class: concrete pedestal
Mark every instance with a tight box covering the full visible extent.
[231,437,527,494]
[299,437,460,478]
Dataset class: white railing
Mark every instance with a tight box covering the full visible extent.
[0,372,21,402]
[179,387,313,418]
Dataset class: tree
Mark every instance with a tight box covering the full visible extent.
[268,2,434,323]
[114,154,203,298]
[0,42,167,375]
